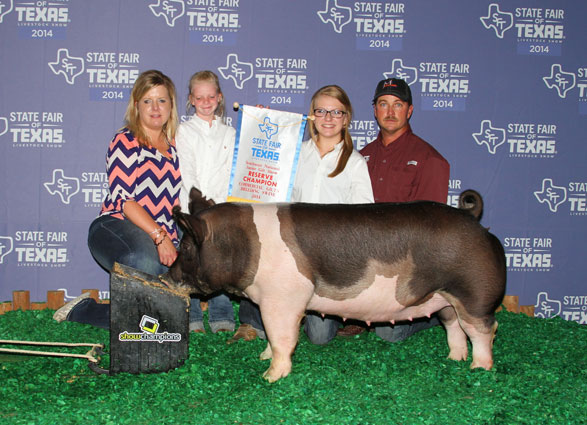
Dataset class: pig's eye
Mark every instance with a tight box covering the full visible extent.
[179,240,192,252]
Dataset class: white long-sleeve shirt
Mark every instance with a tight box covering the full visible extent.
[291,139,374,204]
[176,115,236,209]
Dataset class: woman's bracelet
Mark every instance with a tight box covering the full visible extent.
[154,231,167,247]
[149,227,167,246]
[149,227,164,241]
[149,227,163,236]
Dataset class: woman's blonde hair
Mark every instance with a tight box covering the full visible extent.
[124,69,178,147]
[185,70,225,117]
[308,85,354,178]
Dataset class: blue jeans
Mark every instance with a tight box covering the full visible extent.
[304,314,340,345]
[66,215,171,329]
[238,299,339,344]
[189,293,235,333]
[238,299,266,339]
[88,215,168,276]
[374,316,441,342]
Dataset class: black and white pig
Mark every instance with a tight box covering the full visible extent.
[164,188,506,382]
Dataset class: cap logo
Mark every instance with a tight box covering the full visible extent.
[383,82,397,88]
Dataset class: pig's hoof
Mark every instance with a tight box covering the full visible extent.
[447,347,468,362]
[262,366,290,383]
[262,369,280,383]
[470,358,493,370]
[260,344,272,360]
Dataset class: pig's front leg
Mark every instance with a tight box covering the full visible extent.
[258,302,307,383]
[260,342,272,360]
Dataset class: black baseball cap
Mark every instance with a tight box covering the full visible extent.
[372,78,412,105]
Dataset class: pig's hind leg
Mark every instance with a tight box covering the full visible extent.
[455,234,504,370]
[460,318,497,370]
[438,305,469,361]
[439,301,497,370]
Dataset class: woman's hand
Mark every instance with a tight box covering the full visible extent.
[122,200,178,267]
[156,235,178,267]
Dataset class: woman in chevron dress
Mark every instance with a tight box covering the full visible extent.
[53,70,182,328]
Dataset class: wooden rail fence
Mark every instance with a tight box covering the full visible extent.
[0,290,109,315]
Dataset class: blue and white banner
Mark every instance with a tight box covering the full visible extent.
[228,105,306,203]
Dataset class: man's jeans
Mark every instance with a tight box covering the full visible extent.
[238,299,266,339]
[238,299,340,343]
[189,294,235,333]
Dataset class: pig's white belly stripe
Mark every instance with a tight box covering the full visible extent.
[307,274,451,323]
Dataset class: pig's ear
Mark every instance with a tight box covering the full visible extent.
[189,187,216,215]
[173,207,206,245]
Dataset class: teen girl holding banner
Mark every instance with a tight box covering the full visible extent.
[231,85,374,345]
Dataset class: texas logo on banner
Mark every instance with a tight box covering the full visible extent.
[228,105,307,203]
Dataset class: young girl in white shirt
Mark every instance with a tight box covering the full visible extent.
[176,70,236,333]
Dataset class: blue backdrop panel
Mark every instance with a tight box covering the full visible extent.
[0,0,585,324]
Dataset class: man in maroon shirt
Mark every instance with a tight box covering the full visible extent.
[337,78,450,341]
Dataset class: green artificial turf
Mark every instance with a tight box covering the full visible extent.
[0,307,585,425]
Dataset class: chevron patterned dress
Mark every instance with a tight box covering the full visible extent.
[99,129,182,244]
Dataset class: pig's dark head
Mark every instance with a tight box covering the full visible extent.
[162,187,257,299]
[162,188,216,296]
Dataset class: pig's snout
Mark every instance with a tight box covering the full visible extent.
[158,271,176,288]
[158,272,191,296]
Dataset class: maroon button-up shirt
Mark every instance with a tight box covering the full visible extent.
[359,126,449,203]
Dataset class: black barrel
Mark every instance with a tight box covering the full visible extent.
[107,263,190,374]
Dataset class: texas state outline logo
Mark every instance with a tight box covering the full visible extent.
[0,236,14,264]
[382,58,418,87]
[258,117,278,140]
[0,0,13,23]
[480,3,513,39]
[218,53,253,90]
[48,48,85,85]
[534,178,567,213]
[44,169,80,204]
[472,120,506,155]
[317,0,352,33]
[543,64,576,98]
[534,292,561,319]
[0,117,7,137]
[149,0,185,27]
